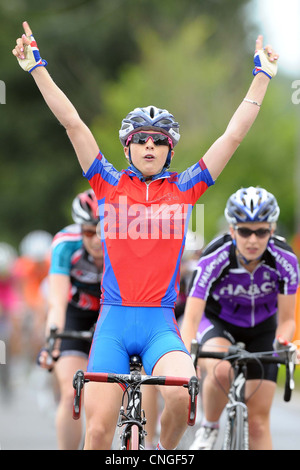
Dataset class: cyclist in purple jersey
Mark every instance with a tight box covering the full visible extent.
[38,189,103,450]
[181,187,299,450]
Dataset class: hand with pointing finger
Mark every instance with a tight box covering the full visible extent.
[253,35,279,79]
[12,21,47,73]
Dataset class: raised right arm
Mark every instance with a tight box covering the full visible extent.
[12,21,98,173]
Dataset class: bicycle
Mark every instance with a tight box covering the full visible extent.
[190,339,297,450]
[73,355,199,450]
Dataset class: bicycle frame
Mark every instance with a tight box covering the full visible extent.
[222,362,249,450]
[191,340,297,451]
[73,355,199,450]
[117,356,146,450]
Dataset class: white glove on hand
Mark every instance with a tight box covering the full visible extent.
[13,21,47,73]
[273,335,289,351]
[253,47,278,79]
[17,34,47,73]
[273,335,299,363]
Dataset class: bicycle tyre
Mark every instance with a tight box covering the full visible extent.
[223,404,248,450]
[121,424,140,450]
[130,424,140,450]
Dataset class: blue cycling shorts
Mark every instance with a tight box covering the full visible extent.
[87,305,189,375]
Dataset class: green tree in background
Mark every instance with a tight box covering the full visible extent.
[90,19,298,243]
[1,0,297,248]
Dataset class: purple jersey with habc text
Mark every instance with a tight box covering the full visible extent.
[189,233,299,328]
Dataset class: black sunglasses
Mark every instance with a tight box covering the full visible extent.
[126,132,172,148]
[234,226,271,239]
[82,229,98,238]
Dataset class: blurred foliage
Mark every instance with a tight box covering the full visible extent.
[0,0,298,252]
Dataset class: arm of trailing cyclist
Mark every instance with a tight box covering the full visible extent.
[38,274,70,370]
[275,293,297,344]
[12,21,99,173]
[180,296,206,353]
[46,273,70,335]
[202,35,278,181]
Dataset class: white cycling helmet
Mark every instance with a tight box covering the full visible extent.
[224,186,280,225]
[119,105,180,148]
[0,242,17,275]
[19,230,52,262]
[71,189,99,225]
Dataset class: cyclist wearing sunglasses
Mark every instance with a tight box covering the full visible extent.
[181,186,299,450]
[38,189,103,449]
[13,21,279,450]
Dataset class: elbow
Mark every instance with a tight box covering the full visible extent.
[227,128,245,147]
[65,113,82,131]
[65,114,86,139]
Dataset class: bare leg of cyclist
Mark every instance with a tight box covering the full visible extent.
[83,381,123,450]
[142,385,160,449]
[200,337,232,422]
[153,350,195,450]
[246,379,276,450]
[54,355,88,450]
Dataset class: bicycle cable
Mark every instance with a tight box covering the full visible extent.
[211,350,265,402]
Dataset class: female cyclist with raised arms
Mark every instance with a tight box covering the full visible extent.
[181,187,299,450]
[38,189,103,450]
[13,22,279,450]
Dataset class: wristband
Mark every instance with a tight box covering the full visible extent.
[243,98,261,107]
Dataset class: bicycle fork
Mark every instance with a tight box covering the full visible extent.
[222,368,249,450]
[118,387,146,450]
[118,357,147,450]
[223,400,249,450]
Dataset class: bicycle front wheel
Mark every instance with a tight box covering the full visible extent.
[223,403,249,450]
[121,424,140,450]
[130,424,140,450]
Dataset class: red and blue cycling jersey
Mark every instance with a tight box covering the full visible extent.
[84,151,214,308]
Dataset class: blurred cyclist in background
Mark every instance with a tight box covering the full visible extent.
[0,242,22,398]
[38,189,103,450]
[14,230,52,361]
[181,187,299,450]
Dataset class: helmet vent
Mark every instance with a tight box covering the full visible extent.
[150,107,155,118]
[260,209,269,217]
[132,117,144,123]
[236,209,245,219]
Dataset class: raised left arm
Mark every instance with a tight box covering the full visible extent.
[203,35,278,180]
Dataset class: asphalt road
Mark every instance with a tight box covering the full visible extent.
[0,360,299,450]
